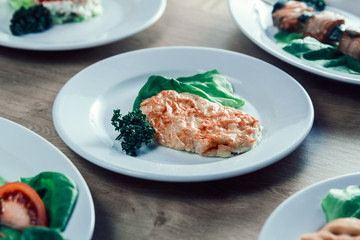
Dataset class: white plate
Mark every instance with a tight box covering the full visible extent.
[228,0,360,84]
[0,0,166,50]
[0,117,95,240]
[52,46,314,182]
[259,173,360,240]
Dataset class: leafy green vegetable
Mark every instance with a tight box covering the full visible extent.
[10,5,53,36]
[274,32,360,75]
[8,0,34,10]
[0,226,21,240]
[133,70,245,110]
[273,0,327,12]
[21,172,78,231]
[0,176,8,186]
[0,226,63,240]
[21,227,63,240]
[283,36,342,60]
[298,0,326,11]
[322,185,360,222]
[111,109,156,156]
[0,172,78,240]
[50,12,85,25]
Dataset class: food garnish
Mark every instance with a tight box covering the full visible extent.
[8,0,103,35]
[0,172,78,240]
[10,5,52,36]
[111,109,156,157]
[133,70,245,110]
[271,0,360,74]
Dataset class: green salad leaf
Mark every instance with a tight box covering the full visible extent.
[0,176,7,186]
[133,69,245,110]
[20,172,78,231]
[321,185,360,223]
[8,0,34,10]
[0,172,78,240]
[274,32,360,75]
[21,227,63,240]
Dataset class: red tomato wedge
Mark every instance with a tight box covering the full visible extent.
[0,182,48,230]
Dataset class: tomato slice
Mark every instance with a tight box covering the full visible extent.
[0,182,48,230]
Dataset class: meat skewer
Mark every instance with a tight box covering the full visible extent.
[272,1,315,32]
[269,0,360,61]
[338,29,360,60]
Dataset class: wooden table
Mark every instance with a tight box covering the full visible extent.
[1,0,360,239]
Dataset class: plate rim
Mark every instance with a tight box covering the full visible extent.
[52,46,314,182]
[258,172,360,240]
[228,0,360,84]
[0,117,95,239]
[0,0,167,51]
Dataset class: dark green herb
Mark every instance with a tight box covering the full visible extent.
[10,5,52,36]
[111,109,155,156]
[274,0,327,11]
[300,0,327,11]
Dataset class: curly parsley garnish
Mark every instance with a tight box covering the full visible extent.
[111,109,155,156]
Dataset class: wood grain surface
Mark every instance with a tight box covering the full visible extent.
[1,0,360,239]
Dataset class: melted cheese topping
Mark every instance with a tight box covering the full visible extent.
[140,90,262,157]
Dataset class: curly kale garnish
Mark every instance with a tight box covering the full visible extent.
[111,109,156,156]
[10,5,53,36]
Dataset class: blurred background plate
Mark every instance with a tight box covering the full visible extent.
[0,117,95,240]
[0,0,166,50]
[259,173,360,240]
[229,0,360,84]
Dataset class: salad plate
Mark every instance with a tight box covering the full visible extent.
[52,46,314,182]
[0,117,95,240]
[259,173,360,240]
[228,0,360,84]
[0,0,166,50]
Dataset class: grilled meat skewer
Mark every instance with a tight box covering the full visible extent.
[271,0,360,61]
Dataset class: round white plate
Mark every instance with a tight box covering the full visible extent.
[0,0,166,50]
[0,117,95,240]
[259,173,360,240]
[53,46,314,182]
[228,0,360,84]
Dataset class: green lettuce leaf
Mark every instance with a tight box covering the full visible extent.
[20,227,63,240]
[0,226,21,240]
[0,176,8,186]
[321,185,360,222]
[8,0,34,10]
[133,70,244,110]
[274,32,360,75]
[21,172,78,231]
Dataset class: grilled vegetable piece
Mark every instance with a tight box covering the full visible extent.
[272,1,315,33]
[338,29,360,61]
[10,5,52,36]
[302,11,345,43]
